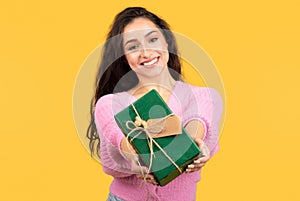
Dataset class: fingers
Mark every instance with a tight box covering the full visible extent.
[185,162,204,173]
[131,160,149,174]
[131,161,158,185]
[185,149,210,173]
[136,173,155,180]
[136,173,158,185]
[130,155,158,185]
[194,156,209,164]
[196,153,210,163]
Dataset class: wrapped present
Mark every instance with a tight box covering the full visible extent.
[114,89,202,186]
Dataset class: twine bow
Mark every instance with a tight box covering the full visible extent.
[125,104,183,177]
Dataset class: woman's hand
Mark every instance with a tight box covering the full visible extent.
[121,137,158,185]
[185,138,210,173]
[131,154,158,185]
[136,172,158,185]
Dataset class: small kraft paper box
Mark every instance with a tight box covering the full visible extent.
[114,89,201,186]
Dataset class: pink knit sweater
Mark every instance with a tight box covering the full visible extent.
[94,81,223,201]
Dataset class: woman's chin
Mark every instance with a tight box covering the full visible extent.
[137,66,167,79]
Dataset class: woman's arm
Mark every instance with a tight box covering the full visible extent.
[94,94,133,178]
[184,120,210,173]
[183,87,223,173]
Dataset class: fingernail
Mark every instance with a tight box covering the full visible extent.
[194,160,200,164]
[188,164,194,168]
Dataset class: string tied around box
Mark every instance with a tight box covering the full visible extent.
[125,103,183,183]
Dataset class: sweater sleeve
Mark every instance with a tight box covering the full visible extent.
[94,94,133,178]
[182,87,223,158]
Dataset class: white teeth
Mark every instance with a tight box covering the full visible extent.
[143,58,158,66]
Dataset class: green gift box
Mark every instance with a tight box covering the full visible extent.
[114,89,202,186]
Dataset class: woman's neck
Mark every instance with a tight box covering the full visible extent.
[128,68,177,100]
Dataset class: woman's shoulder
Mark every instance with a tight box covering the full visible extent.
[95,94,114,109]
[95,92,135,114]
[176,81,221,101]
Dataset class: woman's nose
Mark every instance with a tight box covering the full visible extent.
[140,47,151,58]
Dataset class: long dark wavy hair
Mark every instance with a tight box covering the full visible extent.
[87,7,182,159]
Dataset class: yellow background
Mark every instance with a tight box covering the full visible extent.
[1,0,299,200]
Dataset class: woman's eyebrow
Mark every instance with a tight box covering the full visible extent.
[124,39,137,46]
[145,30,158,37]
[124,30,158,46]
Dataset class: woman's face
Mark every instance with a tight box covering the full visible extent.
[122,17,169,79]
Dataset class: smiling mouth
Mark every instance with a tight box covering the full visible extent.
[141,57,159,66]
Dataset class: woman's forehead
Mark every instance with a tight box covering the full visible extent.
[123,28,160,39]
[123,17,158,33]
[122,18,165,44]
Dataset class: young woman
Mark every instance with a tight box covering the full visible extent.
[87,7,223,201]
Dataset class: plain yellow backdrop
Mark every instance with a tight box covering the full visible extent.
[1,0,299,201]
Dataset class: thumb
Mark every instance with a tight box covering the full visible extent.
[194,138,210,158]
[194,138,204,148]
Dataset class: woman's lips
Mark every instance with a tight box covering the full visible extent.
[140,57,159,68]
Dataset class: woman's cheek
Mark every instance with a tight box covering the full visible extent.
[125,54,139,70]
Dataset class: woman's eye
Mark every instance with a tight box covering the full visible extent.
[128,45,139,51]
[149,37,158,43]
